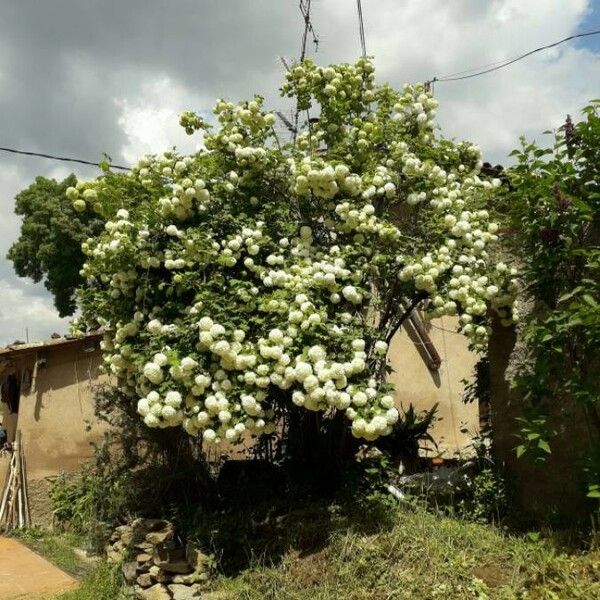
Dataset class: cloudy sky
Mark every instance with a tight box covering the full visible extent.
[0,0,599,345]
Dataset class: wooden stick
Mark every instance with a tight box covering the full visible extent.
[20,442,30,527]
[0,452,16,523]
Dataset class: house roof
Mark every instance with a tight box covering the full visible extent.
[0,332,104,360]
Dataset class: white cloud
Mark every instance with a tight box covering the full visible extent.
[115,76,209,164]
[314,0,598,162]
[0,279,70,345]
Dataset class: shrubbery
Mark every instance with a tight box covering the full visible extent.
[68,58,516,465]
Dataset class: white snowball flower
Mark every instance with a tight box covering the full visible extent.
[147,319,162,334]
[165,391,183,407]
[137,398,150,416]
[374,341,388,355]
[143,362,163,384]
[153,353,168,367]
[203,429,217,443]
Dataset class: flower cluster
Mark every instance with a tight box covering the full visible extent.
[74,58,516,445]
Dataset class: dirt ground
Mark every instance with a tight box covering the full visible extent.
[0,536,78,599]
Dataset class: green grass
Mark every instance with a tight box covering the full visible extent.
[53,563,123,600]
[22,502,600,600]
[200,502,600,600]
[14,528,123,600]
[14,528,92,579]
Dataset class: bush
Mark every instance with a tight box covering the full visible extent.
[71,57,517,474]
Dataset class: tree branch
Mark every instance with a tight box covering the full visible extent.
[384,292,428,344]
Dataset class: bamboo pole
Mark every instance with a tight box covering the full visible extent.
[21,442,30,527]
[0,430,30,531]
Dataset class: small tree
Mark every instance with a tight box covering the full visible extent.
[7,174,105,317]
[500,104,600,492]
[72,58,517,459]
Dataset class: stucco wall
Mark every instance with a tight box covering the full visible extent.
[388,315,479,456]
[8,316,477,481]
[16,343,108,480]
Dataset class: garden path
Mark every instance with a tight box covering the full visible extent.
[0,536,78,599]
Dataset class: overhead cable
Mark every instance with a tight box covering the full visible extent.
[0,146,130,171]
[429,28,600,84]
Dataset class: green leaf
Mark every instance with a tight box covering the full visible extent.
[538,440,551,454]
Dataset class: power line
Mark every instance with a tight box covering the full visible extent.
[299,0,319,62]
[356,0,367,57]
[429,28,600,84]
[0,146,130,171]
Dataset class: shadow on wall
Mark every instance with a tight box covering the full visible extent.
[402,319,442,388]
[488,317,597,524]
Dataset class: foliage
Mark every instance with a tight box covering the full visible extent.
[456,437,509,524]
[501,103,600,493]
[374,402,438,471]
[7,174,105,317]
[49,385,214,548]
[70,57,516,456]
[49,465,130,551]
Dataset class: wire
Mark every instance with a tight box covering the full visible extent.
[0,146,130,171]
[299,0,319,62]
[357,0,367,58]
[430,28,600,84]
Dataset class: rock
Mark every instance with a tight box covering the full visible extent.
[137,573,154,588]
[119,525,136,546]
[122,561,139,583]
[397,461,476,500]
[168,583,203,599]
[149,565,174,583]
[106,544,126,563]
[137,553,153,563]
[135,583,171,600]
[172,571,209,585]
[185,542,210,572]
[146,523,175,545]
[135,542,155,553]
[73,548,101,564]
[153,543,192,574]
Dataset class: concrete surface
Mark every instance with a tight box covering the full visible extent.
[0,536,78,599]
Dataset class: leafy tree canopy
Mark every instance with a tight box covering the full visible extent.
[7,174,105,317]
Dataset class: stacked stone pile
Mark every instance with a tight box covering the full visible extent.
[106,518,211,599]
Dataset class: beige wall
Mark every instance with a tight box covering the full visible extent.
[388,315,479,457]
[16,343,108,480]
[4,318,477,482]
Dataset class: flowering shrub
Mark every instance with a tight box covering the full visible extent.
[70,58,517,447]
